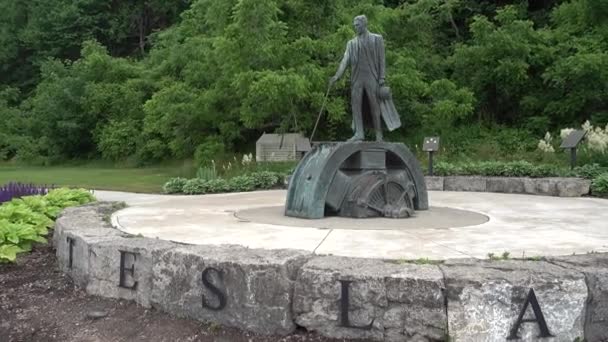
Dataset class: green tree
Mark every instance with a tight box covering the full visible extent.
[450,5,552,125]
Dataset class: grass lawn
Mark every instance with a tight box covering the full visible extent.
[0,163,195,193]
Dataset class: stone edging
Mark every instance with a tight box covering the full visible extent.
[425,176,591,197]
[53,202,608,341]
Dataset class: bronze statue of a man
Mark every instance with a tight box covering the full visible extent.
[329,15,401,142]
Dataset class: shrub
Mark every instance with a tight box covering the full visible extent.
[163,177,188,194]
[97,120,139,161]
[434,162,463,176]
[206,179,230,193]
[0,188,95,263]
[250,171,280,189]
[228,176,256,192]
[574,164,607,179]
[433,160,564,178]
[194,137,225,166]
[504,161,536,177]
[591,173,608,196]
[182,178,210,195]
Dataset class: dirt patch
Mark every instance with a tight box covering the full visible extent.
[0,245,358,342]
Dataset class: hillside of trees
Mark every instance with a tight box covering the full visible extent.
[0,0,606,165]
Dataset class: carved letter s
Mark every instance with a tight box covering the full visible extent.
[202,267,227,311]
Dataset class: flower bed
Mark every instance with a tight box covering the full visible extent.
[0,182,52,204]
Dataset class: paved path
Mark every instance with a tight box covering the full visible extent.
[96,190,608,260]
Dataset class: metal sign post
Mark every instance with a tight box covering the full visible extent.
[423,137,440,176]
[560,130,586,170]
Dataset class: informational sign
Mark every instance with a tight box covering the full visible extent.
[560,130,586,149]
[423,137,440,152]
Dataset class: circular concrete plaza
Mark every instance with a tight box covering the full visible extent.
[99,190,608,260]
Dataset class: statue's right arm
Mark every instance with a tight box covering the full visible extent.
[333,42,351,80]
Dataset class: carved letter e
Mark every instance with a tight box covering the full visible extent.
[339,280,374,330]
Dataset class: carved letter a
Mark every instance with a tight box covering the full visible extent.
[507,288,553,339]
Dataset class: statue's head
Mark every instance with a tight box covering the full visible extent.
[353,15,368,35]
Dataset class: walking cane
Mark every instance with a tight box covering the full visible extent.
[309,83,332,143]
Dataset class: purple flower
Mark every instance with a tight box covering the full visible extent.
[0,182,52,204]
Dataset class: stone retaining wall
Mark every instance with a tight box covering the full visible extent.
[53,202,608,341]
[425,176,591,197]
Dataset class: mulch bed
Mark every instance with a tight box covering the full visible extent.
[0,244,356,342]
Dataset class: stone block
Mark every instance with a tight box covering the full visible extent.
[151,245,310,335]
[550,254,608,342]
[486,177,525,194]
[53,202,124,244]
[534,178,560,196]
[293,256,446,341]
[444,176,486,192]
[87,237,175,308]
[54,203,126,287]
[440,259,587,341]
[522,178,537,194]
[556,178,591,197]
[55,230,122,288]
[424,176,444,191]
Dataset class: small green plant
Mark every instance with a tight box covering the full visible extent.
[125,233,145,238]
[487,252,511,261]
[591,173,608,196]
[208,322,222,333]
[163,177,188,194]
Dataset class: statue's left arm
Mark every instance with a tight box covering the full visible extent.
[378,36,386,86]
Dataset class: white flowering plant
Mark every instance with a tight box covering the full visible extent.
[539,121,608,156]
[537,132,555,153]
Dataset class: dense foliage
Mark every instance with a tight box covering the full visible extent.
[0,188,95,262]
[1,0,607,165]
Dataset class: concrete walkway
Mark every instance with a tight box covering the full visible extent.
[97,190,608,260]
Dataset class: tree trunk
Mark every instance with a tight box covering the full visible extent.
[447,10,461,40]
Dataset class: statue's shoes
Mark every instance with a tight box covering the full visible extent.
[347,135,364,142]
